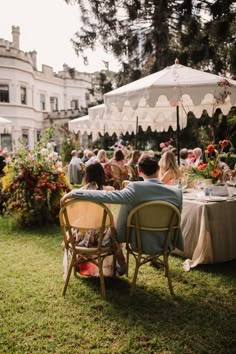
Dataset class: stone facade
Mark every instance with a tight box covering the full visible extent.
[0,26,95,151]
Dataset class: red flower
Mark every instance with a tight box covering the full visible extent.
[220,139,229,148]
[207,144,215,153]
[198,163,207,171]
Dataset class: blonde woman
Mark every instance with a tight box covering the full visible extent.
[159,150,181,185]
[97,149,109,165]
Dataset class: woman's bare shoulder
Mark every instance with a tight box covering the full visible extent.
[103,185,115,191]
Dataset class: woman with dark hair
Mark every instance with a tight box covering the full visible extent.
[82,162,114,191]
[109,149,128,188]
[73,163,118,276]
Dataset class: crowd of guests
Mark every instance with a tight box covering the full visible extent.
[68,142,233,190]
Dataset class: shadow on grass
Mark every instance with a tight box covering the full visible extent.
[195,259,236,277]
[68,270,235,353]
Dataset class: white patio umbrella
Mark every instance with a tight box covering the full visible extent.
[104,60,236,161]
[0,117,12,125]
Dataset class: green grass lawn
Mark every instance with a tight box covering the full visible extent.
[0,215,235,354]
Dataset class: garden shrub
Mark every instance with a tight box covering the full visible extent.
[219,153,236,169]
[1,142,71,227]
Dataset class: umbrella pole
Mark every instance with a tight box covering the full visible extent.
[103,124,105,149]
[135,116,138,149]
[176,105,180,165]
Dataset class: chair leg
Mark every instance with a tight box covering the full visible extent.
[112,254,117,277]
[62,254,75,296]
[126,249,130,277]
[163,253,174,295]
[98,256,106,300]
[130,257,140,296]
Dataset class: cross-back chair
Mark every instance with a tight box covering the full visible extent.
[110,163,126,189]
[60,199,117,299]
[126,200,181,295]
[124,164,136,181]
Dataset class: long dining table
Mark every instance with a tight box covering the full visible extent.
[174,187,236,270]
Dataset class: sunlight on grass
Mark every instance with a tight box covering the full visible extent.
[0,215,235,353]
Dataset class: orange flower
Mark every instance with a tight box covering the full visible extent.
[198,163,207,171]
[210,168,222,178]
[207,144,215,153]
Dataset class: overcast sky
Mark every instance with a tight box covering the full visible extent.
[0,0,119,73]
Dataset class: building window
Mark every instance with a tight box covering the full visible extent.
[50,96,58,111]
[0,85,9,103]
[85,92,90,105]
[0,133,12,151]
[22,129,29,147]
[20,87,27,104]
[37,130,41,142]
[71,99,79,109]
[40,94,46,110]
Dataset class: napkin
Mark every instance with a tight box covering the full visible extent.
[210,185,228,197]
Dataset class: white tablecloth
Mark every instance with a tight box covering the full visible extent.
[175,195,236,270]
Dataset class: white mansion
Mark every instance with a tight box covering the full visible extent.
[0,26,97,151]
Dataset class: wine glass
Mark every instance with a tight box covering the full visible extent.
[195,178,204,191]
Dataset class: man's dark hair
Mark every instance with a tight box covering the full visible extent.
[138,154,159,176]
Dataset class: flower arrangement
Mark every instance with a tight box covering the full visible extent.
[159,138,174,150]
[1,141,71,227]
[184,144,223,184]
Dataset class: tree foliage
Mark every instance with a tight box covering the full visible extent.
[65,0,236,82]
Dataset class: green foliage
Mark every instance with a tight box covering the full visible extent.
[65,0,236,77]
[219,153,236,169]
[59,125,81,164]
[61,138,76,163]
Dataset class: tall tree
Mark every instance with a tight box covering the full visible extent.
[65,0,236,79]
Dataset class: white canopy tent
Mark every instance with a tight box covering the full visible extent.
[68,104,137,139]
[103,61,236,161]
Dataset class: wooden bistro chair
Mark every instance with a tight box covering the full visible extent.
[59,199,117,299]
[126,200,181,296]
[110,163,126,189]
[124,164,136,181]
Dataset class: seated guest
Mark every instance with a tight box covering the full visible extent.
[61,154,183,255]
[71,162,117,276]
[187,149,194,164]
[82,162,114,192]
[159,151,182,185]
[85,151,97,166]
[192,147,202,166]
[127,150,141,180]
[110,149,127,168]
[128,150,141,166]
[179,148,189,167]
[68,150,84,185]
[97,149,109,165]
[109,149,129,187]
[81,149,90,163]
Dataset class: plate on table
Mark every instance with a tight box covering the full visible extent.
[205,196,227,202]
[183,188,195,193]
